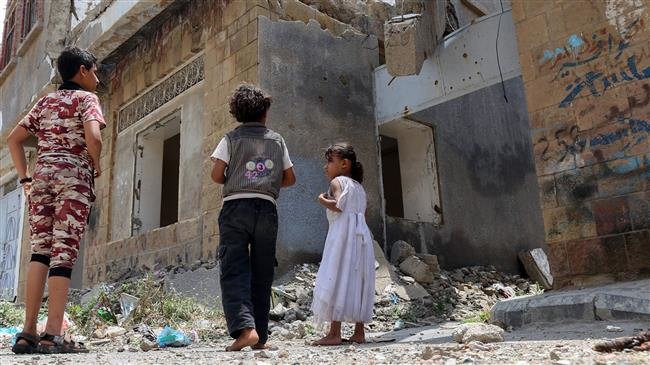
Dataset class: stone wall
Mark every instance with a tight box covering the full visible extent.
[83,0,224,285]
[82,0,380,285]
[512,0,650,287]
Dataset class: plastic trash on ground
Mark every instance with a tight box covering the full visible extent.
[97,307,117,324]
[156,326,192,348]
[0,327,20,346]
[119,293,139,324]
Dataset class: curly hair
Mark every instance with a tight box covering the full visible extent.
[228,83,272,123]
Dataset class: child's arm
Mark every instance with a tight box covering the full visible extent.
[281,166,296,187]
[318,179,342,212]
[211,159,227,184]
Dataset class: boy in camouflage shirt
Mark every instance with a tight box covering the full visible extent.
[7,47,105,354]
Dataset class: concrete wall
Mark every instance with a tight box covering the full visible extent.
[512,0,650,287]
[258,17,382,269]
[404,76,546,273]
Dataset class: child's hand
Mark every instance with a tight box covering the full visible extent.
[318,193,329,204]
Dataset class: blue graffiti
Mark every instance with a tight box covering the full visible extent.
[560,55,650,107]
[567,34,585,51]
[588,118,650,152]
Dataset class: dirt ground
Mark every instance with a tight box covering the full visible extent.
[2,321,649,364]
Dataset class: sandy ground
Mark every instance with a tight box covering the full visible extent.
[1,321,649,364]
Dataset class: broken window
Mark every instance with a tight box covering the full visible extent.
[379,118,442,225]
[22,0,37,37]
[1,9,16,69]
[132,112,181,235]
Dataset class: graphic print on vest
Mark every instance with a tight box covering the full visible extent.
[245,157,274,180]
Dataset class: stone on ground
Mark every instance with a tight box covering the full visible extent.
[518,248,553,289]
[452,323,504,344]
[390,240,416,265]
[417,253,441,273]
[399,255,434,283]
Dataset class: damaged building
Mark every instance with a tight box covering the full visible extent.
[0,0,647,302]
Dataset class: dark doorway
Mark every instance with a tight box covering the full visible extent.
[380,135,405,218]
[160,133,180,227]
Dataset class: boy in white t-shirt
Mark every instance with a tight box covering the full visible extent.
[210,84,296,351]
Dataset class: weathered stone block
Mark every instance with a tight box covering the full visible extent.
[548,242,571,278]
[223,55,236,82]
[594,293,650,321]
[229,28,248,55]
[176,217,201,243]
[518,248,553,289]
[593,157,645,198]
[592,196,632,236]
[390,240,416,264]
[416,253,440,274]
[565,235,627,276]
[236,42,258,74]
[384,13,433,76]
[628,191,650,230]
[624,230,650,271]
[554,167,598,207]
[543,205,596,243]
[399,255,433,284]
[515,14,549,52]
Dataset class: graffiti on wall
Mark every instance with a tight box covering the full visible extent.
[535,117,650,164]
[559,54,649,107]
[536,16,650,108]
[539,18,645,77]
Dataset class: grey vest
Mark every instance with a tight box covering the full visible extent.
[223,123,285,200]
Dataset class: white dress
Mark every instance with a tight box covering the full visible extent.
[311,176,375,324]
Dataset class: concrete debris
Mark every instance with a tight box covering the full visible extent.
[452,323,505,344]
[417,253,441,274]
[518,248,553,290]
[390,240,416,264]
[399,255,434,283]
[421,346,435,360]
[606,325,624,332]
[105,326,127,338]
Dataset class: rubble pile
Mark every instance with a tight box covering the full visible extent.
[265,240,543,336]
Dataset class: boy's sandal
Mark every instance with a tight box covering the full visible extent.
[11,332,40,354]
[37,333,89,354]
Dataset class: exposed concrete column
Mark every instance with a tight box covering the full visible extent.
[384,0,445,76]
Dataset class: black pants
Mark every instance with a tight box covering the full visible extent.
[218,198,278,344]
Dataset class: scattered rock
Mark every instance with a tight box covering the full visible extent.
[421,346,434,360]
[452,323,504,344]
[606,325,623,332]
[399,256,434,284]
[417,253,441,273]
[390,240,416,264]
[105,326,127,338]
[254,350,272,359]
[550,349,562,360]
[278,349,289,358]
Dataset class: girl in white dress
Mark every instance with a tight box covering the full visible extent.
[311,143,375,346]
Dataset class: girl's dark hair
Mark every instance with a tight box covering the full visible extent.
[325,142,364,183]
[229,83,272,123]
[57,47,97,81]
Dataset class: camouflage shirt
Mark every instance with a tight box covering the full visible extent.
[19,90,106,161]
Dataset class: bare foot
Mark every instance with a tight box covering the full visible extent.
[225,328,259,351]
[252,342,273,350]
[312,335,343,346]
[347,335,365,344]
